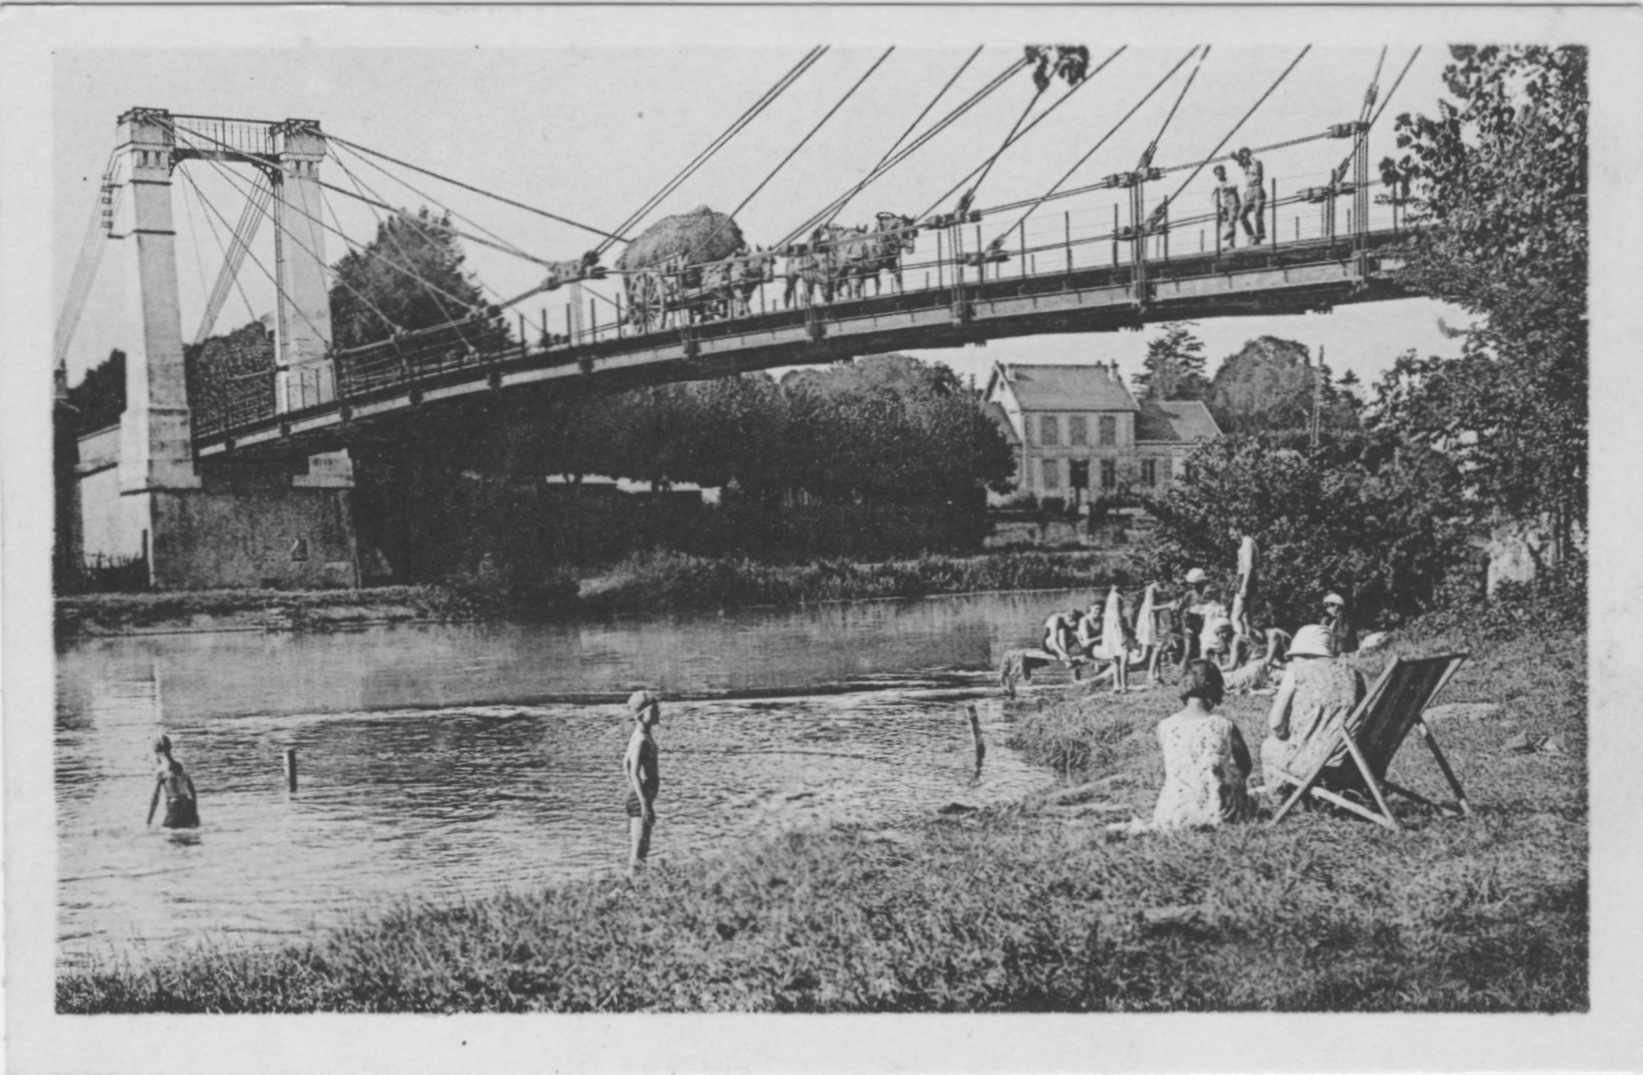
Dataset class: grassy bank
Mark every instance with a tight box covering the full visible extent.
[58,610,1584,1013]
[577,549,1132,614]
[56,549,1131,637]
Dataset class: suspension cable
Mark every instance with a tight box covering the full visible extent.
[174,164,338,347]
[328,145,502,309]
[176,174,215,326]
[192,170,271,342]
[820,46,983,232]
[331,138,540,274]
[1153,45,1311,219]
[597,46,826,259]
[327,132,626,244]
[685,46,895,264]
[1139,45,1209,169]
[917,46,1125,222]
[776,52,1032,249]
[177,141,419,338]
[986,46,1200,254]
[54,152,118,365]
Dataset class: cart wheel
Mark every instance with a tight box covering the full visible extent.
[631,274,667,333]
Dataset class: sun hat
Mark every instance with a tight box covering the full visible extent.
[1289,624,1338,659]
[152,734,172,754]
[626,689,660,714]
[1184,567,1208,584]
[1323,592,1346,608]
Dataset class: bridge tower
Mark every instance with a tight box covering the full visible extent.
[73,108,358,591]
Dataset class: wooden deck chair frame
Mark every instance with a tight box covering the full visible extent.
[1270,653,1473,831]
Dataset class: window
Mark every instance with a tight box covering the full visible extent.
[1141,458,1158,487]
[1039,415,1059,446]
[1100,459,1117,490]
[1068,416,1088,446]
[1069,460,1090,490]
[1042,458,1061,489]
[1098,415,1117,447]
[290,537,310,562]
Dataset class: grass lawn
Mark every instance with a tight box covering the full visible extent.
[57,613,1585,1012]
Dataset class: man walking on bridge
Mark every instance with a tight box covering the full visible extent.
[1235,147,1266,245]
[1212,165,1242,250]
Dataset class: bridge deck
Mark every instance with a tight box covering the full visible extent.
[194,229,1407,459]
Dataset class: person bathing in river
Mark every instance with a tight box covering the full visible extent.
[1043,609,1083,669]
[146,735,199,829]
[623,690,662,877]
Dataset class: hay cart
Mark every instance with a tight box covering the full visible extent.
[622,255,730,333]
[616,206,745,334]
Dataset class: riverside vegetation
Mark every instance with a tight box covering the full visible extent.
[58,590,1585,1013]
[54,548,1130,638]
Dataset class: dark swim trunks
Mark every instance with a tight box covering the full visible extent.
[163,797,200,829]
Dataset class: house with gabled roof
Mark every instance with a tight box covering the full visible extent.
[982,361,1221,506]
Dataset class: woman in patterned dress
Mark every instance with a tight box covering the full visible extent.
[1145,660,1256,830]
[1261,624,1367,796]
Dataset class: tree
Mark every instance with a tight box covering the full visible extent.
[1140,430,1467,628]
[65,349,125,435]
[1205,336,1358,435]
[1131,322,1209,402]
[329,207,508,352]
[1372,46,1587,541]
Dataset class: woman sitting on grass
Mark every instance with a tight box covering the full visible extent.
[1110,660,1256,833]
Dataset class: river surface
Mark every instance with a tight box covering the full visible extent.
[56,588,1084,965]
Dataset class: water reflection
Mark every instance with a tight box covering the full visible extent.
[57,590,1081,962]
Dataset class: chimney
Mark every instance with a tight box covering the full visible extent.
[53,355,69,405]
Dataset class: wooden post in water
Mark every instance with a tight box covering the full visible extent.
[966,705,985,774]
[284,748,298,792]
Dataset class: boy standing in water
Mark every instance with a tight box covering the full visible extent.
[146,735,199,829]
[623,690,662,877]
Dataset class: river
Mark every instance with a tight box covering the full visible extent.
[56,588,1085,965]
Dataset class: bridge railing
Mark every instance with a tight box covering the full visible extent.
[199,171,1413,442]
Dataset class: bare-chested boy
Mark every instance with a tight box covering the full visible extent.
[146,735,199,829]
[622,690,662,876]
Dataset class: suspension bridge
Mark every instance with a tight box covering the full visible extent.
[56,44,1422,589]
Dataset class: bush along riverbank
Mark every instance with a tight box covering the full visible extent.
[58,600,1585,1013]
[54,549,1132,639]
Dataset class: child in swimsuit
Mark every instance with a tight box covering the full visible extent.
[623,690,662,877]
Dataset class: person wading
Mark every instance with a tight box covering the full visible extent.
[623,690,663,877]
[146,735,199,830]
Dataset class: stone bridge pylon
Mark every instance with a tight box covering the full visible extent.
[71,108,360,591]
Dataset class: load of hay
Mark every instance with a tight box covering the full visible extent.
[615,205,744,271]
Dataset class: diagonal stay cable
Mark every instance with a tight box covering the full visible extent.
[331,138,538,272]
[985,46,1201,254]
[686,46,896,264]
[176,138,421,335]
[175,172,215,327]
[777,52,1031,249]
[598,46,826,259]
[1369,46,1421,129]
[1153,45,1311,219]
[1139,45,1209,168]
[917,46,1126,223]
[820,45,983,232]
[328,145,499,310]
[328,133,626,245]
[174,164,338,347]
[952,68,1053,216]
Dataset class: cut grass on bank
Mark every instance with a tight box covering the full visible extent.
[58,612,1585,1013]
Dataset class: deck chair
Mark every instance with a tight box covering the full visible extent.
[1270,653,1473,830]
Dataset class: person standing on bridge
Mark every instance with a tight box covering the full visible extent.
[1212,165,1242,250]
[1235,148,1267,246]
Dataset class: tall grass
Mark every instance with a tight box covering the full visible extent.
[58,612,1585,1013]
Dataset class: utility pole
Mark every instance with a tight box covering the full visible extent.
[1310,344,1324,449]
